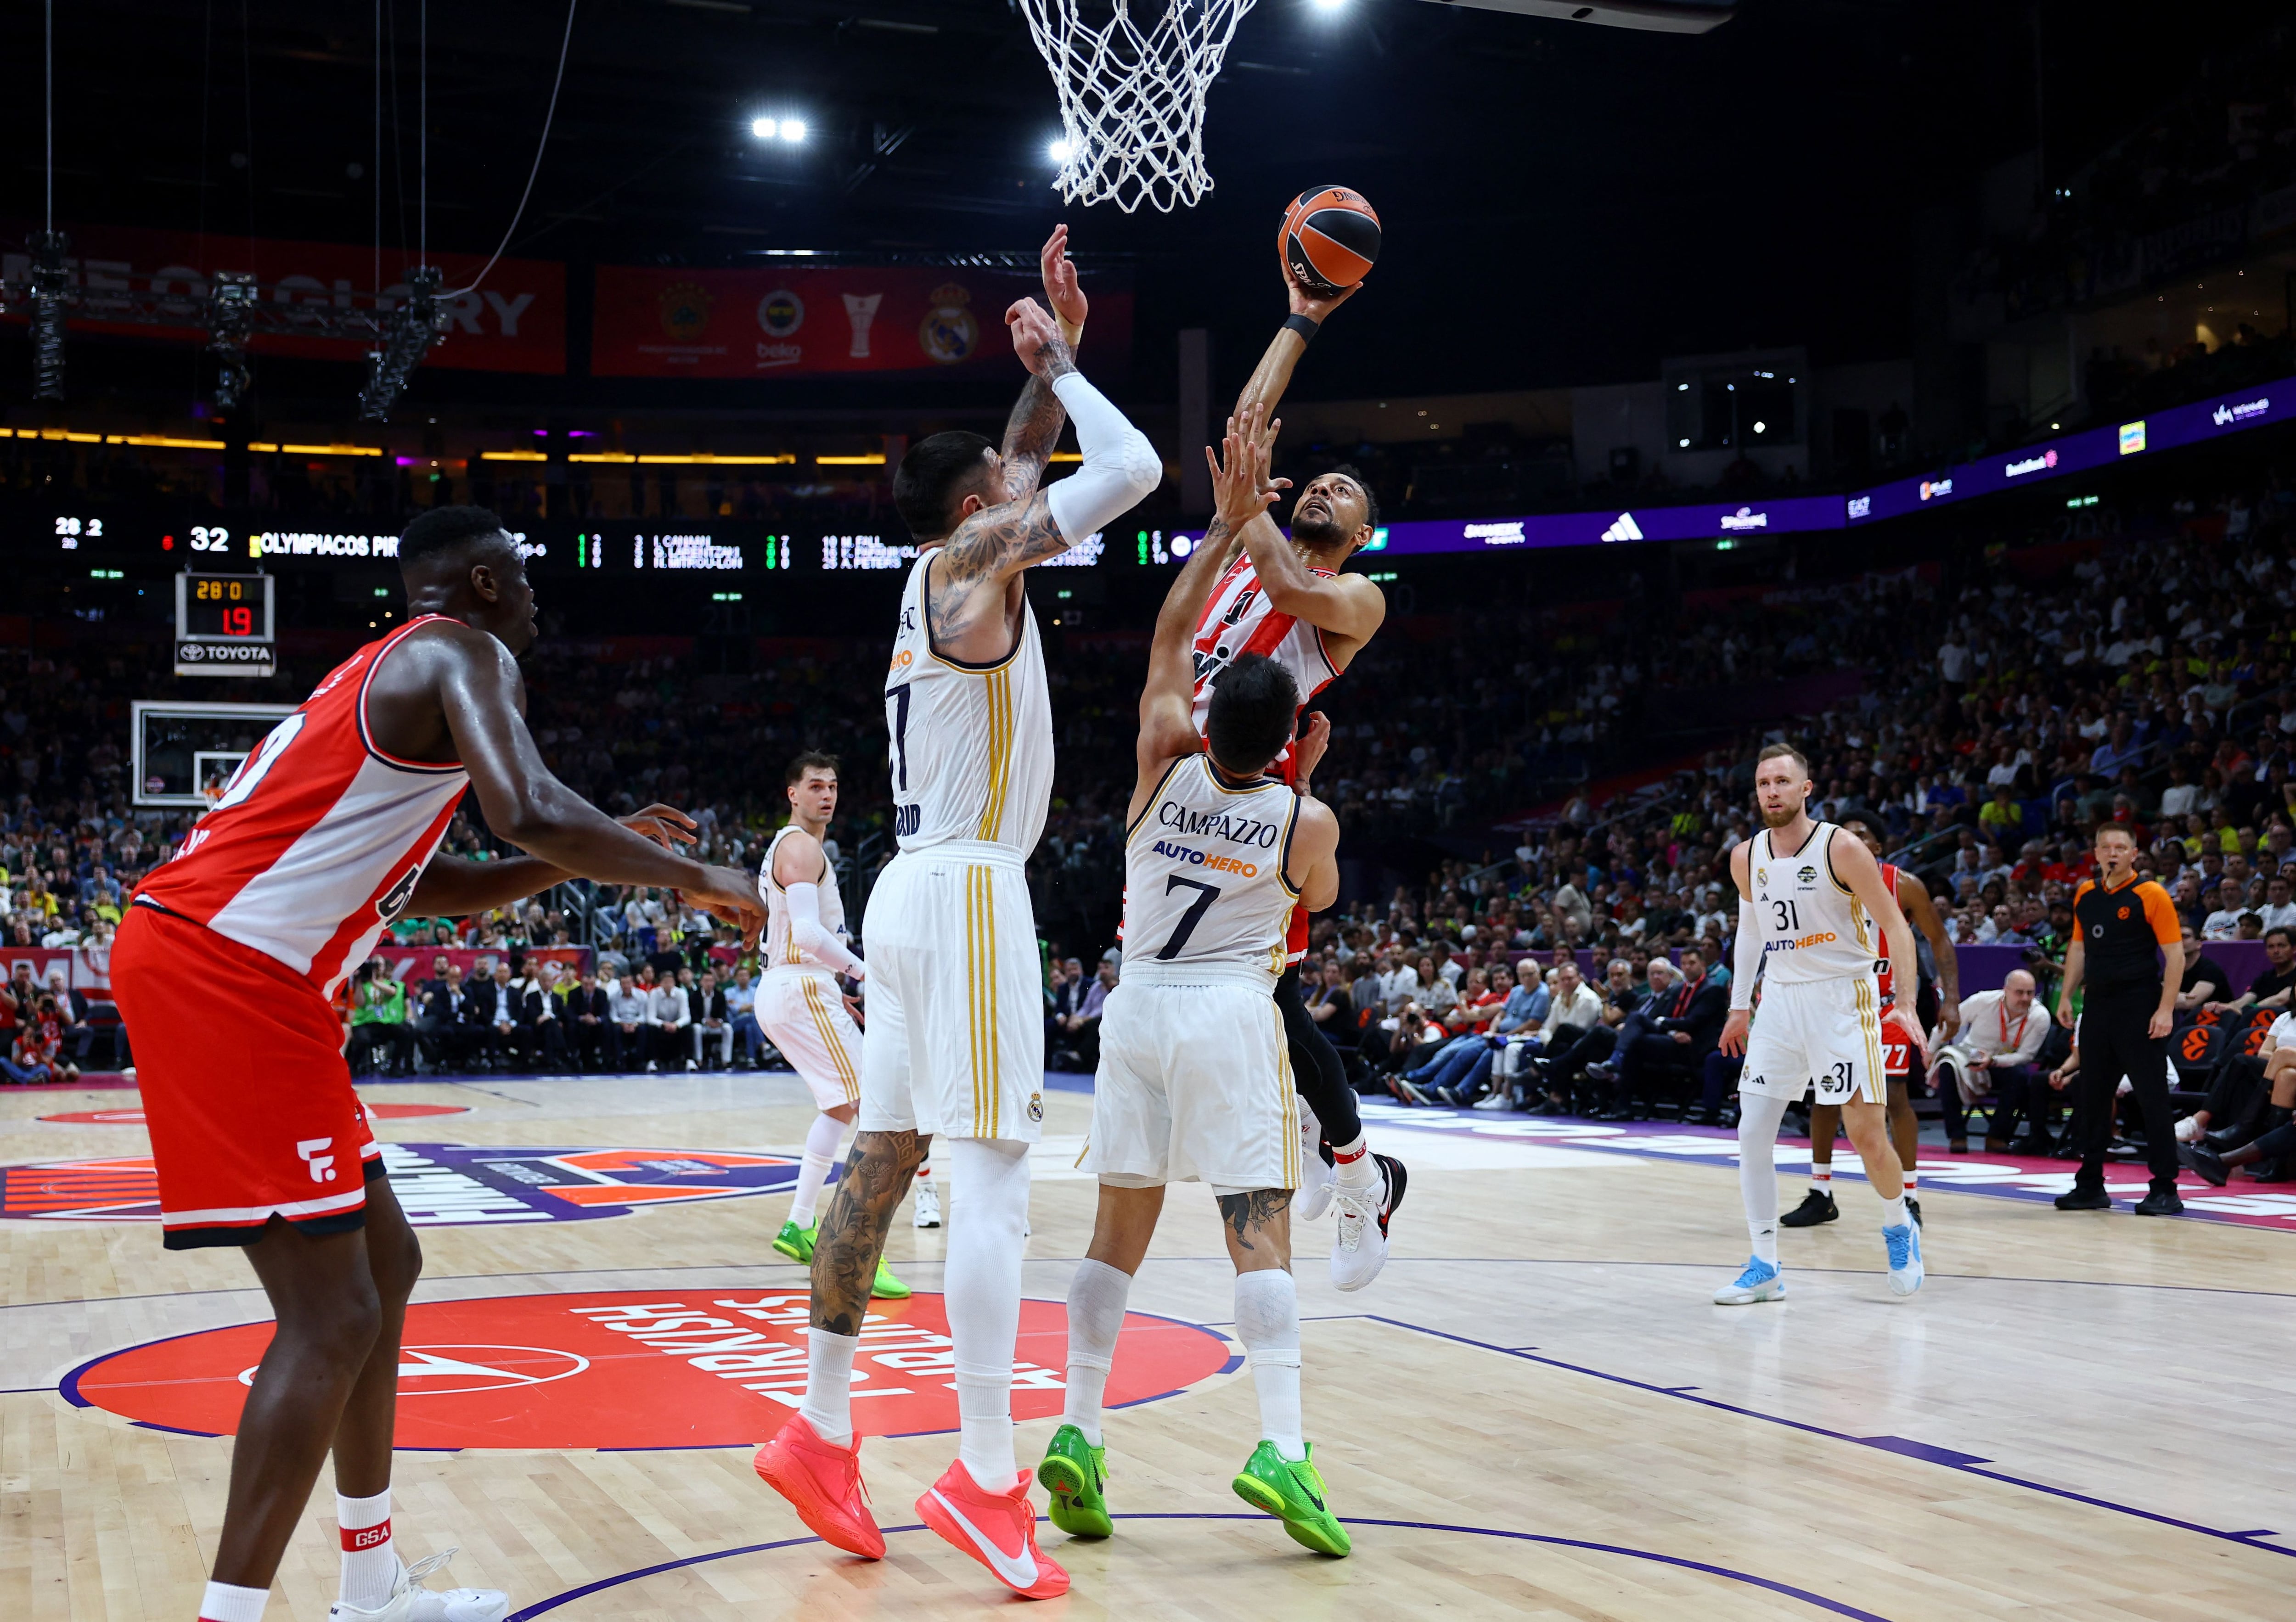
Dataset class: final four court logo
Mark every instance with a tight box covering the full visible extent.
[0,1143,801,1227]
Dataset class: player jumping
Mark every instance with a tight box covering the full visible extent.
[1041,404,1350,1558]
[1715,742,1925,1305]
[757,750,910,1300]
[752,230,1161,1600]
[1190,253,1402,1290]
[113,505,765,1622]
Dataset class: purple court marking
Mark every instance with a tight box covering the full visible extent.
[1362,1314,2296,1560]
[500,1515,1896,1621]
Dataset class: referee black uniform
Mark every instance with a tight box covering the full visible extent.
[2066,872,2182,1197]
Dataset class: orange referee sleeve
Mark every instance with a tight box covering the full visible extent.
[2138,882,2179,946]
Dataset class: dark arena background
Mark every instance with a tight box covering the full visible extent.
[5,2,2296,1619]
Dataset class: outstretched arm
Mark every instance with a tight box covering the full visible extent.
[409,803,696,918]
[1230,258,1362,424]
[996,228,1087,500]
[1238,509,1386,644]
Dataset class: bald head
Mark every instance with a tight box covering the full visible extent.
[2001,968,2036,1016]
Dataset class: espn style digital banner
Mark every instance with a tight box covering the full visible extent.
[591,264,1133,380]
[0,220,567,374]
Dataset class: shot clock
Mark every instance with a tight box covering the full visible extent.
[174,572,277,678]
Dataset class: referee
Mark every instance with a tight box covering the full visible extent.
[2054,823,2186,1215]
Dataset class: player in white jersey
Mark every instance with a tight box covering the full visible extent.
[755,229,1160,1603]
[756,750,909,1300]
[1039,405,1351,1558]
[1715,741,1926,1305]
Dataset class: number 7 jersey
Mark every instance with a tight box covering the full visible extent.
[883,552,1055,856]
[1122,755,1300,980]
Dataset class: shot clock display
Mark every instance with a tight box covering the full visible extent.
[174,572,277,678]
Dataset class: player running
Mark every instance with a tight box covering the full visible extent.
[1715,742,1925,1305]
[1041,404,1350,1558]
[752,231,1160,1601]
[1784,812,1961,1229]
[757,750,909,1300]
[112,505,765,1622]
[1190,253,1401,1290]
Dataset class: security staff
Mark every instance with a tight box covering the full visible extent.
[2055,823,2185,1215]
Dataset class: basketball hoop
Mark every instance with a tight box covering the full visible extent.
[1019,0,1259,213]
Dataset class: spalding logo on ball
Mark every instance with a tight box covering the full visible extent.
[1280,185,1381,297]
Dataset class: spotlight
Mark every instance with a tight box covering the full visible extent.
[751,116,778,139]
[1752,421,1766,434]
[1049,137,1075,165]
[1312,0,1347,11]
[779,118,807,143]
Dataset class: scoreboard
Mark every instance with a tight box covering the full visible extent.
[174,572,277,678]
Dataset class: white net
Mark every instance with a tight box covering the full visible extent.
[1019,0,1261,213]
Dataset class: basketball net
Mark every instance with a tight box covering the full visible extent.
[1019,0,1259,213]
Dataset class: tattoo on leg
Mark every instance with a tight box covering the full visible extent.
[1216,1189,1293,1250]
[810,1129,928,1336]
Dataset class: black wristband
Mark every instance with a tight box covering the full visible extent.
[1282,313,1321,343]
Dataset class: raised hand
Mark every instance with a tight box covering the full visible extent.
[1005,297,1075,381]
[1294,709,1332,786]
[1283,255,1363,324]
[1205,403,1284,531]
[1041,223,1088,342]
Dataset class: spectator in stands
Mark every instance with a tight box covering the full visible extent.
[690,969,732,1069]
[1594,948,1727,1121]
[1393,963,1510,1105]
[566,968,615,1071]
[1046,956,1090,1068]
[516,962,568,1072]
[2175,924,2234,1011]
[647,966,692,1070]
[725,964,762,1069]
[2262,875,2296,932]
[2206,926,2296,1014]
[1061,951,1118,1072]
[415,960,470,1072]
[1931,970,2055,1152]
[610,966,654,1068]
[468,961,523,1071]
[43,969,94,1069]
[1525,960,1607,1115]
[349,961,415,1077]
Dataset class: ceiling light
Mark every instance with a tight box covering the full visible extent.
[1048,137,1075,165]
[1678,438,1690,448]
[1311,0,1348,10]
[1752,421,1766,434]
[780,118,807,142]
[751,117,778,139]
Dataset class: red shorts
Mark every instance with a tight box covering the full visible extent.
[113,904,379,1250]
[1880,1009,1926,1081]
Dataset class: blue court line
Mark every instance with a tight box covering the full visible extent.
[1351,1313,2293,1559]
[499,1515,1896,1621]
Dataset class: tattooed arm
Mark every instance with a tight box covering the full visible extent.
[808,1129,929,1336]
[996,225,1089,500]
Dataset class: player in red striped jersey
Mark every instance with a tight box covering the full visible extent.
[118,506,764,1622]
[1186,257,1403,1291]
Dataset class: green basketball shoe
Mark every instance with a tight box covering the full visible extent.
[1231,1440,1350,1556]
[770,1218,909,1299]
[1038,1423,1113,1538]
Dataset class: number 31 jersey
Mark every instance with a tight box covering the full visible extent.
[1122,755,1300,980]
[884,552,1054,856]
[1749,821,1877,985]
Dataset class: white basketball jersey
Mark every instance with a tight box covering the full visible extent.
[1122,756,1300,979]
[1748,822,1877,984]
[884,553,1056,856]
[758,824,848,974]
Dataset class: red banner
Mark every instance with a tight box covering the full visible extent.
[591,264,1133,380]
[0,221,565,374]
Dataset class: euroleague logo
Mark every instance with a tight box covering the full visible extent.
[65,1289,1236,1448]
[0,1142,799,1227]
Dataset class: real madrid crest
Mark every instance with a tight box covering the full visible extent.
[920,282,978,365]
[659,281,715,342]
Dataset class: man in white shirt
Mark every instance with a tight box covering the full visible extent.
[648,972,692,1070]
[2257,875,2296,933]
[725,964,762,1068]
[608,967,654,1071]
[1930,971,2053,1153]
[2202,904,2247,941]
[1524,960,1607,1115]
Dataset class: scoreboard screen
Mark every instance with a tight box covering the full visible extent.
[174,572,277,678]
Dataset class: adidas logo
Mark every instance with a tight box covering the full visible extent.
[1600,512,1643,543]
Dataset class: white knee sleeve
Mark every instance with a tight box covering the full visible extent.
[1061,1257,1132,1444]
[1234,1269,1304,1461]
[1737,1091,1790,1267]
[946,1138,1032,1489]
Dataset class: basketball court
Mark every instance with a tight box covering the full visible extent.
[7,1069,2290,1620]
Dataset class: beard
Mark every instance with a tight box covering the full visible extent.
[1291,503,1348,548]
[1758,797,1806,829]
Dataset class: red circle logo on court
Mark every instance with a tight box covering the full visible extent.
[37,1103,469,1126]
[65,1289,1236,1448]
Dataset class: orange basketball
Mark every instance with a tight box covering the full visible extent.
[1279,185,1380,297]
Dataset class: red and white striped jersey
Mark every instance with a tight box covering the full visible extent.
[1189,554,1345,966]
[134,615,471,995]
[1189,553,1341,785]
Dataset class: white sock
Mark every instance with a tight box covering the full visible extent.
[198,1582,269,1622]
[1738,1092,1789,1269]
[946,1138,1031,1492]
[1810,1164,1832,1195]
[798,1327,857,1445]
[1881,1194,1909,1229]
[1902,1168,1919,1193]
[1061,1257,1132,1446]
[790,1111,848,1228]
[1332,1134,1376,1190]
[1234,1269,1305,1462]
[335,1488,395,1610]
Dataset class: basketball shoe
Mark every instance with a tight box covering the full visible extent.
[915,1461,1070,1599]
[1712,1257,1785,1305]
[1295,1104,1336,1222]
[1331,1153,1405,1291]
[1231,1441,1350,1556]
[912,1181,942,1228]
[1038,1423,1113,1538]
[328,1551,506,1622]
[771,1219,911,1298]
[752,1415,885,1559]
[1883,1221,1924,1296]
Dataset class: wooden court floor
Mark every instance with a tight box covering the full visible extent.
[4,1071,2293,1621]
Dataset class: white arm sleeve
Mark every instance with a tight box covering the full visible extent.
[787,882,865,979]
[1044,370,1162,545]
[1731,900,1761,1010]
